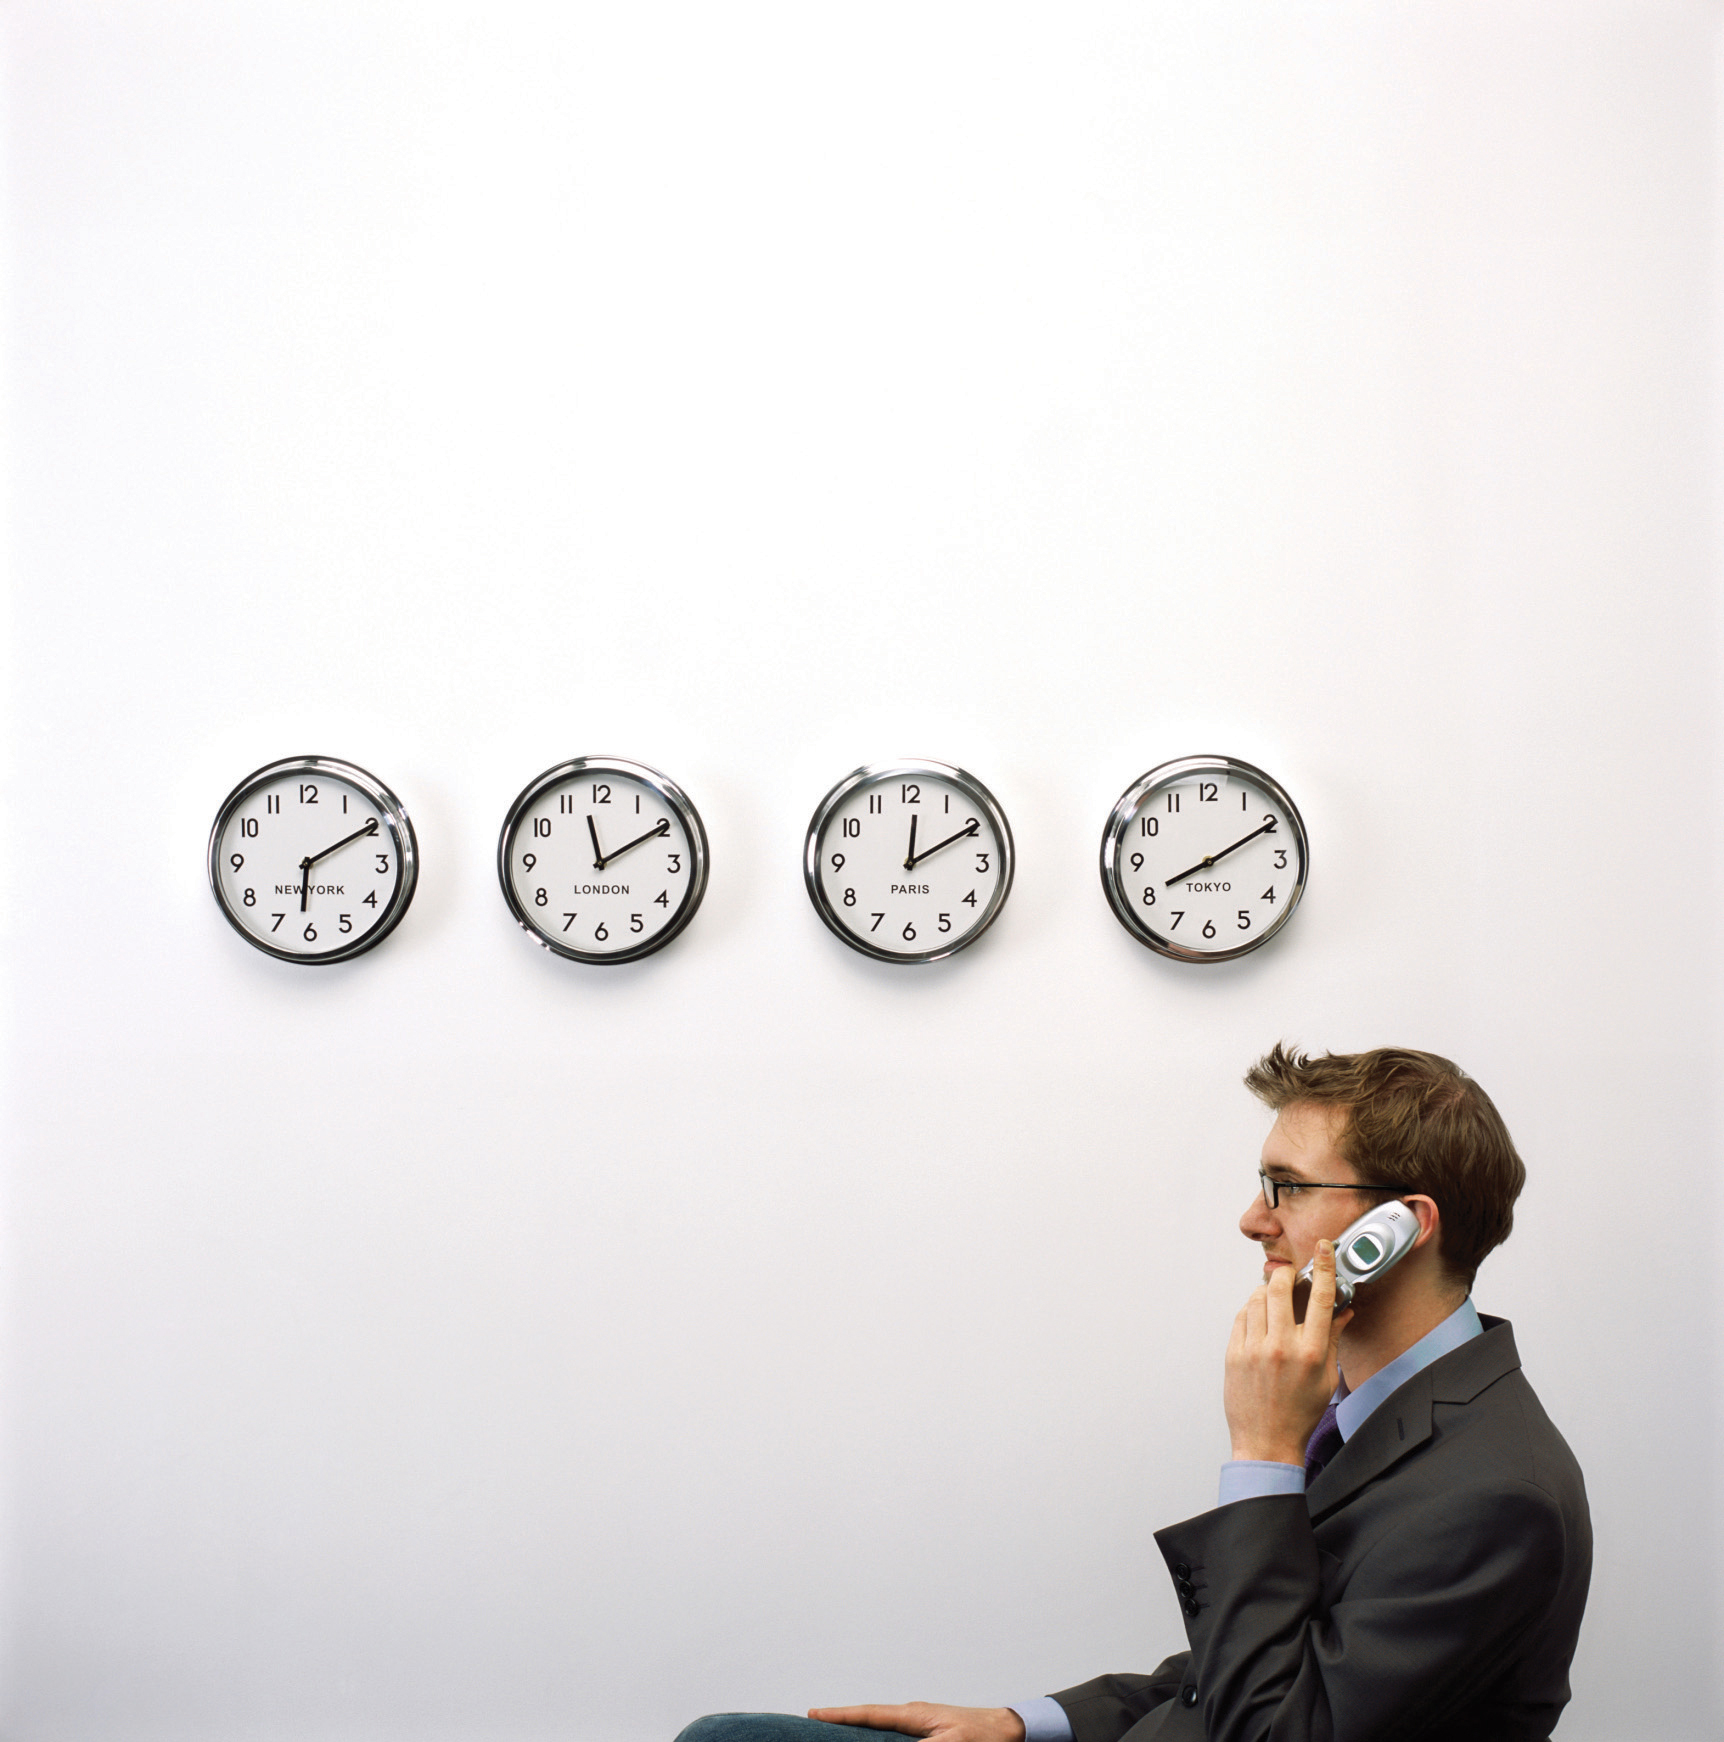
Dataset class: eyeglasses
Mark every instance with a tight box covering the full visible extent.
[1257,1169,1397,1210]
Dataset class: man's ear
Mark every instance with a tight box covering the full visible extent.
[1400,1195,1441,1251]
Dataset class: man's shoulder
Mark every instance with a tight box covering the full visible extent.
[1408,1316,1588,1510]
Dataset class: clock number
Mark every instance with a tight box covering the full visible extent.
[961,890,977,906]
[1170,910,1185,930]
[340,913,353,933]
[1237,911,1251,930]
[1129,853,1144,873]
[667,853,682,874]
[270,913,285,931]
[830,853,846,873]
[843,888,857,906]
[521,853,536,873]
[635,795,641,813]
[868,794,883,814]
[1199,782,1218,802]
[595,922,609,941]
[342,795,348,813]
[975,852,989,873]
[560,794,575,813]
[362,890,377,907]
[592,784,611,804]
[944,795,951,812]
[1166,791,1180,813]
[229,853,244,872]
[842,818,861,838]
[1140,816,1159,837]
[375,855,389,874]
[239,818,258,838]
[869,913,885,931]
[902,922,916,942]
[242,888,256,906]
[533,818,552,837]
[299,783,318,804]
[1141,886,1156,907]
[266,795,280,814]
[901,784,920,804]
[563,912,578,930]
[1202,920,1217,939]
[534,888,548,906]
[938,913,951,932]
[630,914,644,933]
[1262,886,1276,903]
[303,923,317,941]
[1273,849,1288,869]
[654,891,669,907]
[1241,790,1250,810]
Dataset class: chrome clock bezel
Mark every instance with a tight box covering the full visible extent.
[207,755,419,964]
[1099,755,1308,964]
[803,759,1015,965]
[497,757,710,964]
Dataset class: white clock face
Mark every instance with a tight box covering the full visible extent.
[498,760,708,962]
[1101,758,1307,961]
[805,762,1014,962]
[209,759,417,962]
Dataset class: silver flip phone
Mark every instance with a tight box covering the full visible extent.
[1296,1200,1418,1305]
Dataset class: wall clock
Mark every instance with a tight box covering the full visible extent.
[804,761,1014,963]
[208,756,419,962]
[498,758,709,963]
[1099,755,1307,962]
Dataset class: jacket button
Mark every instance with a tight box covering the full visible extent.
[1182,1597,1200,1617]
[1173,1561,1192,1580]
[1175,1578,1195,1600]
[1180,1686,1198,1708]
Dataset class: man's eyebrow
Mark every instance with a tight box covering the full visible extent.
[1263,1163,1316,1181]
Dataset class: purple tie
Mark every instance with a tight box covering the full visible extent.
[1304,1397,1344,1483]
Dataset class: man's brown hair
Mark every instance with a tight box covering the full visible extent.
[1243,1043,1526,1286]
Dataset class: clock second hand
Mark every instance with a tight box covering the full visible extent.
[908,818,979,870]
[300,817,380,909]
[593,817,670,871]
[1163,819,1276,887]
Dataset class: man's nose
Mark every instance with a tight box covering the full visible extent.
[1240,1192,1277,1240]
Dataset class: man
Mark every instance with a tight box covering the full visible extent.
[680,1046,1591,1742]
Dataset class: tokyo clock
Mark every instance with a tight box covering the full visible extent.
[1100,756,1307,962]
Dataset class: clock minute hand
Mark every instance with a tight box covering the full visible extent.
[1163,819,1276,887]
[301,817,381,909]
[587,814,606,871]
[304,817,380,871]
[595,818,670,870]
[902,812,918,872]
[908,819,980,870]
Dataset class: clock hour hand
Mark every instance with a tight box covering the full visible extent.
[908,818,980,870]
[594,817,670,870]
[1163,819,1276,887]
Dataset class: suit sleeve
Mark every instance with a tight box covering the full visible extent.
[1048,1658,1189,1742]
[1154,1482,1571,1742]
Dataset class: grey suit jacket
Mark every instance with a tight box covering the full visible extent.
[1051,1319,1590,1742]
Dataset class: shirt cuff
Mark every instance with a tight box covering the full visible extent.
[1010,1696,1073,1742]
[1218,1458,1307,1506]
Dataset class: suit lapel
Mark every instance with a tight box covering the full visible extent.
[1305,1318,1521,1521]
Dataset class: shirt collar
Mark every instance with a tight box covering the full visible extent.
[1335,1297,1483,1442]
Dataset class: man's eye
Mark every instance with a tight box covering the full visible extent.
[1279,1182,1304,1197]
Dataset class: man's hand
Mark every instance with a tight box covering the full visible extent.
[807,1704,1025,1742]
[1224,1238,1353,1465]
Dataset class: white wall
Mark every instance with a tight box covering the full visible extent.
[4,4,1718,1739]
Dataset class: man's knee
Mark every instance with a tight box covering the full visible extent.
[676,1714,827,1742]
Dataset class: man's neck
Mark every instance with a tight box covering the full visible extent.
[1338,1283,1469,1388]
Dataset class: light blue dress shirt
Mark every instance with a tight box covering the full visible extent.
[1010,1299,1484,1742]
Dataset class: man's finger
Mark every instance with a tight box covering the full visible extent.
[809,1710,927,1736]
[1301,1237,1337,1345]
[1264,1259,1296,1336]
[1243,1281,1269,1342]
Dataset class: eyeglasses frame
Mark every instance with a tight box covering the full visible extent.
[1256,1170,1400,1211]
